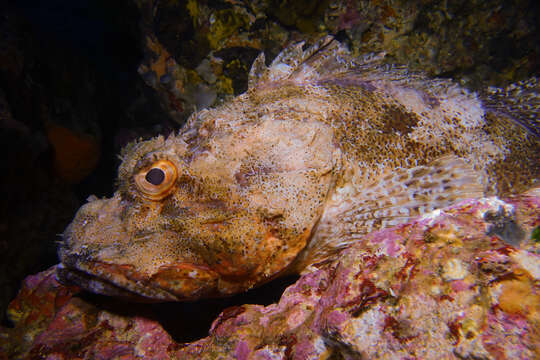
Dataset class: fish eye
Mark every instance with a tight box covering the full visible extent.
[145,168,165,185]
[134,160,177,200]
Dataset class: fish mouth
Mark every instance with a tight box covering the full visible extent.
[56,254,223,302]
[56,263,170,302]
[56,259,179,301]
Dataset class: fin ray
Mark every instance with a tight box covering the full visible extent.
[294,155,485,271]
[345,155,484,233]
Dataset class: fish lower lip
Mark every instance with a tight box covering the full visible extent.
[56,263,179,302]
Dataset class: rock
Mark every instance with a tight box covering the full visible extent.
[2,193,539,359]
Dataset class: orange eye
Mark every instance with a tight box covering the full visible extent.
[134,160,177,200]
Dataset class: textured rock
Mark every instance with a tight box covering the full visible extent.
[2,193,539,359]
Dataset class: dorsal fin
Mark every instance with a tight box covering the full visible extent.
[247,36,482,124]
[248,36,355,89]
[249,36,540,142]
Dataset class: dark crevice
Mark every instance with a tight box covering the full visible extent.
[77,274,299,343]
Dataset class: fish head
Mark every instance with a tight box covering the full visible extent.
[57,100,341,301]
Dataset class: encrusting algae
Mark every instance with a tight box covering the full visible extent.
[57,37,539,301]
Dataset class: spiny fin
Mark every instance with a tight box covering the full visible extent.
[482,78,540,139]
[248,36,355,90]
[296,155,485,271]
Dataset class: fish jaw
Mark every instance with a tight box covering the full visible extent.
[56,256,229,301]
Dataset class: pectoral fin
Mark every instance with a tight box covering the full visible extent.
[293,155,485,272]
[345,155,485,234]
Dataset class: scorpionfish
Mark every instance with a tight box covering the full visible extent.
[57,37,539,301]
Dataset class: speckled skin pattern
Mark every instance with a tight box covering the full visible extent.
[3,194,539,359]
[57,37,539,301]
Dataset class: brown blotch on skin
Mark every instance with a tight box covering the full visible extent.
[234,163,274,187]
[381,105,419,135]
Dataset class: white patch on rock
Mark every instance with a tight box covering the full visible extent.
[442,258,469,281]
[348,306,386,350]
[511,250,540,280]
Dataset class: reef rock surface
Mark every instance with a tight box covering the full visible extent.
[1,193,539,359]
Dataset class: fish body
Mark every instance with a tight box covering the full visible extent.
[57,37,540,301]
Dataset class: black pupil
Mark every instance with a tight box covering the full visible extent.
[145,168,165,185]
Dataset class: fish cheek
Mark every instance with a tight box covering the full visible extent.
[161,185,304,285]
[196,215,270,279]
[238,170,334,278]
[228,123,337,278]
[190,210,308,284]
[164,120,337,287]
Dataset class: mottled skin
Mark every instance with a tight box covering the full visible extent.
[57,37,540,301]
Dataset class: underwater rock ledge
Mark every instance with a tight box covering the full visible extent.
[1,192,539,360]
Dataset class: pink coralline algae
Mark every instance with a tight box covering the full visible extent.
[1,192,539,359]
